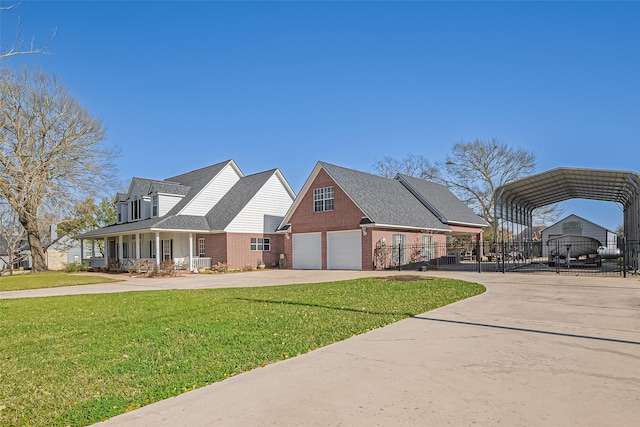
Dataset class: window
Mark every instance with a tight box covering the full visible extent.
[152,195,158,217]
[250,237,270,251]
[129,197,142,220]
[150,240,156,258]
[117,204,122,223]
[313,187,334,212]
[392,234,406,264]
[162,239,172,260]
[122,241,129,259]
[422,235,433,261]
[198,238,206,257]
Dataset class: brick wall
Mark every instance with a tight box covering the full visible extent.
[197,233,227,266]
[197,232,285,270]
[286,169,365,268]
[226,233,285,270]
[284,168,449,271]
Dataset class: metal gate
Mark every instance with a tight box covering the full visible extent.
[376,239,636,277]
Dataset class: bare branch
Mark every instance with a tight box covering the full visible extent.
[0,2,56,60]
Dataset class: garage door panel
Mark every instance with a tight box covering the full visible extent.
[293,233,322,269]
[327,230,362,270]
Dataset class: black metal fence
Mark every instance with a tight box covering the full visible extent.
[375,239,640,277]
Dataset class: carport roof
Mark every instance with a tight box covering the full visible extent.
[495,167,640,211]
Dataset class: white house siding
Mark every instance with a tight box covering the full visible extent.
[158,194,183,217]
[180,164,241,216]
[142,196,151,219]
[225,174,294,233]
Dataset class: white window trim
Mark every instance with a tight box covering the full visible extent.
[313,187,334,212]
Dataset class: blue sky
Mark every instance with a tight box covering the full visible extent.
[2,1,639,231]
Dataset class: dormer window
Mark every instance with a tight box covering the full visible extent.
[152,194,158,217]
[130,197,142,221]
[313,187,334,212]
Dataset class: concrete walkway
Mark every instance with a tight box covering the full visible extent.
[0,269,405,299]
[89,271,640,426]
[3,271,639,425]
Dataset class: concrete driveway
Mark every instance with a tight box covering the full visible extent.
[3,271,638,425]
[82,271,640,426]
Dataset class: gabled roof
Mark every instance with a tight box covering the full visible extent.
[75,160,293,239]
[397,174,489,227]
[279,162,450,232]
[320,162,448,231]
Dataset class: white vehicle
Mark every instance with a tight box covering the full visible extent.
[597,246,621,259]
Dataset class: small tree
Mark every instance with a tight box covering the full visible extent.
[0,68,117,272]
[56,197,116,255]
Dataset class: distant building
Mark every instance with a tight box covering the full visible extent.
[541,214,618,257]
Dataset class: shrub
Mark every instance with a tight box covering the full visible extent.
[211,262,227,273]
[148,260,177,278]
[126,259,153,276]
[62,261,90,273]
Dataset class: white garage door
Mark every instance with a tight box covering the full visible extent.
[293,232,322,269]
[327,230,362,270]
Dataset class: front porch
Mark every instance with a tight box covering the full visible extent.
[79,231,212,272]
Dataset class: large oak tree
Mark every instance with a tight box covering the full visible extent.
[0,68,116,272]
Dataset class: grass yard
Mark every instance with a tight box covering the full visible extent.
[0,276,485,426]
[0,273,122,292]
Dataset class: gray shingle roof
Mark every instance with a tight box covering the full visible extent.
[149,181,190,196]
[129,177,190,196]
[320,162,449,231]
[397,174,489,227]
[205,169,277,230]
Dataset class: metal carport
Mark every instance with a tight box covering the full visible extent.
[494,167,640,273]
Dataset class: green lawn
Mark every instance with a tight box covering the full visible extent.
[0,272,122,292]
[0,276,485,426]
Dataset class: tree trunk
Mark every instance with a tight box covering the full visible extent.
[25,224,48,272]
[8,253,14,276]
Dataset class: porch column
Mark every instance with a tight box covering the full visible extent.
[136,233,141,259]
[92,239,96,258]
[103,237,108,258]
[189,233,194,271]
[118,235,123,262]
[155,232,161,266]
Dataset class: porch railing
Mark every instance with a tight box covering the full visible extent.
[191,257,212,270]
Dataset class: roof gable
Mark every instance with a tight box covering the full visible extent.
[167,160,242,216]
[546,214,613,234]
[280,162,449,232]
[205,169,276,230]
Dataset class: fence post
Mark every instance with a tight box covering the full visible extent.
[623,237,627,278]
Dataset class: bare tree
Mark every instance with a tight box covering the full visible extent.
[0,206,28,275]
[0,68,117,272]
[439,138,562,229]
[375,139,563,236]
[373,154,439,180]
[1,2,55,60]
